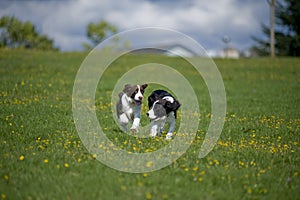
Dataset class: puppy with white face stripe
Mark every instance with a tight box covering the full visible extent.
[116,84,148,133]
[147,90,181,140]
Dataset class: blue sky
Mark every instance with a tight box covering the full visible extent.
[0,0,271,53]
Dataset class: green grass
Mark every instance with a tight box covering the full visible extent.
[0,49,299,200]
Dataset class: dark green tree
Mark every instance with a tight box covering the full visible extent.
[0,16,58,50]
[83,20,117,50]
[252,0,300,56]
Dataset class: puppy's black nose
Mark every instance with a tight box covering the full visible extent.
[138,96,143,100]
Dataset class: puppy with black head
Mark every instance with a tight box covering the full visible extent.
[147,89,181,140]
[116,84,148,133]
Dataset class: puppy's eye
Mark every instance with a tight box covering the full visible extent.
[131,88,138,98]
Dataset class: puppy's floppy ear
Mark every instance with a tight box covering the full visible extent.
[148,96,156,109]
[123,84,137,96]
[123,84,132,94]
[172,100,181,110]
[166,99,181,111]
[141,84,148,90]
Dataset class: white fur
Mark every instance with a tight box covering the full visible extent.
[149,117,166,137]
[118,86,144,133]
[149,111,176,140]
[134,85,143,101]
[162,96,174,103]
[147,100,159,120]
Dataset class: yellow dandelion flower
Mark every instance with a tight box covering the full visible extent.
[64,163,69,168]
[162,194,168,199]
[277,136,281,140]
[43,159,49,164]
[238,161,245,167]
[133,146,139,151]
[250,161,256,166]
[3,175,9,181]
[19,155,25,161]
[247,188,252,194]
[197,177,203,182]
[1,193,6,199]
[92,154,97,159]
[146,161,152,167]
[121,185,126,191]
[260,188,268,194]
[137,181,143,187]
[143,173,148,177]
[145,192,152,200]
[193,166,198,171]
[259,169,266,174]
[214,159,220,165]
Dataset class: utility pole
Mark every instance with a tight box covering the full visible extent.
[222,35,231,58]
[268,0,276,57]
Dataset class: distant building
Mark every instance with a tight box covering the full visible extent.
[221,47,239,59]
[131,44,198,57]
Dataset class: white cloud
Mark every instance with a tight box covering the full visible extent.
[0,0,269,51]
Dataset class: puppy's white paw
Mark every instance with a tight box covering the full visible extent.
[150,131,157,137]
[165,132,173,140]
[130,126,139,133]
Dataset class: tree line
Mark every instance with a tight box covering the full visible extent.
[253,0,300,56]
[0,16,118,51]
[0,0,299,56]
[0,16,58,51]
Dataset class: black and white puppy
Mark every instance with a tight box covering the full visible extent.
[147,90,181,140]
[116,84,148,133]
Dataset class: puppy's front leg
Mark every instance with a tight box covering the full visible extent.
[149,121,158,137]
[166,111,176,140]
[130,118,140,133]
[130,104,141,133]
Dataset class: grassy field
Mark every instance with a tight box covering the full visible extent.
[0,49,299,200]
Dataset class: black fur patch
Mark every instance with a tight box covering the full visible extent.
[148,90,181,118]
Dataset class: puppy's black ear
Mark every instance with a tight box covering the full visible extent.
[148,96,155,109]
[168,100,181,111]
[141,84,148,90]
[173,100,181,110]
